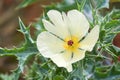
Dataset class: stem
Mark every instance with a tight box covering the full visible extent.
[79,60,85,80]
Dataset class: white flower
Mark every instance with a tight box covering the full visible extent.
[37,9,99,72]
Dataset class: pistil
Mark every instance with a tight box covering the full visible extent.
[67,40,74,46]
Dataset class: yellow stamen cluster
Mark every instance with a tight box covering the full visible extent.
[64,36,80,52]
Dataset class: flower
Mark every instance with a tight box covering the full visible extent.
[37,9,99,72]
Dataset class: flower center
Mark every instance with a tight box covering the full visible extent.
[64,36,80,52]
[67,40,74,46]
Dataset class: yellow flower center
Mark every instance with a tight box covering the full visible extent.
[64,36,80,52]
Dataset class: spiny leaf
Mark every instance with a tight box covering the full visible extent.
[18,17,34,45]
[43,0,77,12]
[53,75,65,80]
[0,43,38,56]
[95,66,112,78]
[90,0,109,10]
[0,47,24,56]
[17,0,38,9]
[103,20,120,44]
[0,18,39,80]
[112,45,120,53]
[100,10,120,44]
[12,53,35,80]
[0,74,14,80]
[111,9,120,19]
[76,0,87,11]
[12,18,38,80]
[104,20,120,31]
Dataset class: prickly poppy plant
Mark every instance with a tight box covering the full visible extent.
[0,0,120,80]
[37,9,99,72]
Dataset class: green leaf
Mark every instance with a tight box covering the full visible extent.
[90,0,109,9]
[13,18,38,80]
[0,17,37,56]
[24,61,47,80]
[76,0,87,11]
[99,30,106,42]
[0,74,14,80]
[103,20,120,44]
[1,50,35,80]
[0,18,39,80]
[104,20,120,32]
[53,75,65,80]
[111,10,120,19]
[94,66,112,78]
[114,62,120,73]
[112,45,120,53]
[68,60,86,80]
[17,0,38,9]
[18,17,34,45]
[44,0,77,12]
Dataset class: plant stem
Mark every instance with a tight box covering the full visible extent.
[79,60,86,80]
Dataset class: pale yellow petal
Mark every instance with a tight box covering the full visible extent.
[51,54,67,67]
[67,9,89,39]
[51,53,73,72]
[36,31,64,58]
[66,64,73,72]
[47,10,64,27]
[71,50,85,63]
[62,50,85,64]
[44,10,70,39]
[80,25,99,51]
[51,51,71,67]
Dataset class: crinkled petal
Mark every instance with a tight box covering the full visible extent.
[47,10,64,27]
[51,54,67,67]
[71,50,85,63]
[62,50,85,64]
[36,31,64,58]
[66,64,73,72]
[51,53,73,72]
[42,19,69,40]
[80,25,99,51]
[53,49,85,72]
[67,10,89,39]
[45,10,70,39]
